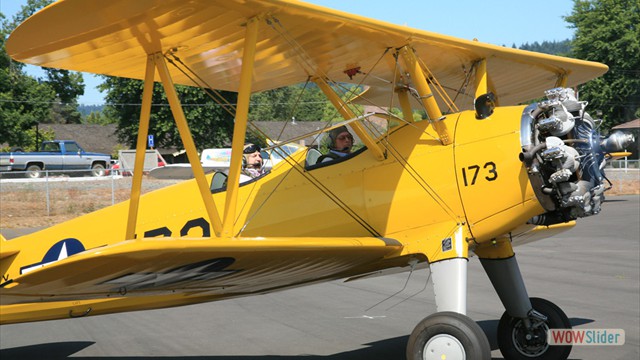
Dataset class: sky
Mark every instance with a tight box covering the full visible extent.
[2,0,576,105]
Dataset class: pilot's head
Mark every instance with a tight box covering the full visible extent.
[243,143,263,169]
[328,126,353,153]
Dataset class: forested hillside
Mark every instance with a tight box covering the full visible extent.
[518,40,572,56]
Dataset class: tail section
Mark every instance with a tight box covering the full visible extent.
[0,232,20,260]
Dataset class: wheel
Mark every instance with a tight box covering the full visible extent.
[25,164,42,179]
[497,297,572,360]
[407,311,491,360]
[91,163,106,177]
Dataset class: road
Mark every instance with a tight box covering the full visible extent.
[1,195,638,359]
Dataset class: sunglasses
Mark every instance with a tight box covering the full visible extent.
[243,144,261,154]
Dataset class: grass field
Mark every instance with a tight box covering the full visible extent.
[0,177,181,229]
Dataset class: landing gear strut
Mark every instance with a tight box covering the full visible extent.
[406,257,491,360]
[480,253,573,360]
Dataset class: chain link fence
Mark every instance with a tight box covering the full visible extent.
[1,170,181,229]
[606,159,639,171]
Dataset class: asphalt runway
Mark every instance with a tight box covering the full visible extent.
[1,195,638,360]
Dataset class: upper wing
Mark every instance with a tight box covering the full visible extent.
[7,0,607,110]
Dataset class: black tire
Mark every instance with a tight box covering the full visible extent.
[407,311,491,360]
[91,163,106,177]
[497,297,572,360]
[25,164,42,179]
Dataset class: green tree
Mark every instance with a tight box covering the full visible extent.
[0,67,56,148]
[1,0,87,147]
[100,76,237,149]
[320,85,364,123]
[6,0,53,28]
[566,0,640,127]
[43,67,84,123]
[85,111,114,125]
[249,83,327,121]
[519,40,572,56]
[1,11,55,148]
[8,0,84,125]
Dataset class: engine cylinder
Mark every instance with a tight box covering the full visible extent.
[519,87,632,224]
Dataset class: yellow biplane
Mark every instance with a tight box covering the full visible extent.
[2,1,635,359]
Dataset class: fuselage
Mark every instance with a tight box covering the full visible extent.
[0,106,546,324]
[2,106,542,276]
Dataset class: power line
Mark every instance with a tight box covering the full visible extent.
[0,98,336,107]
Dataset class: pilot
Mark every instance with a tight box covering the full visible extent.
[242,143,265,178]
[318,125,354,163]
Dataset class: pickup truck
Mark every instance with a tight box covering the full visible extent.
[0,140,111,178]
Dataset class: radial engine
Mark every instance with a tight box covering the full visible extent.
[520,87,634,225]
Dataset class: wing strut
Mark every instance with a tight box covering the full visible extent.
[474,59,488,99]
[313,77,385,161]
[222,17,260,237]
[126,53,225,239]
[125,52,225,239]
[125,56,156,240]
[555,73,569,88]
[398,46,453,145]
[474,58,499,106]
[154,53,224,237]
[396,87,416,123]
